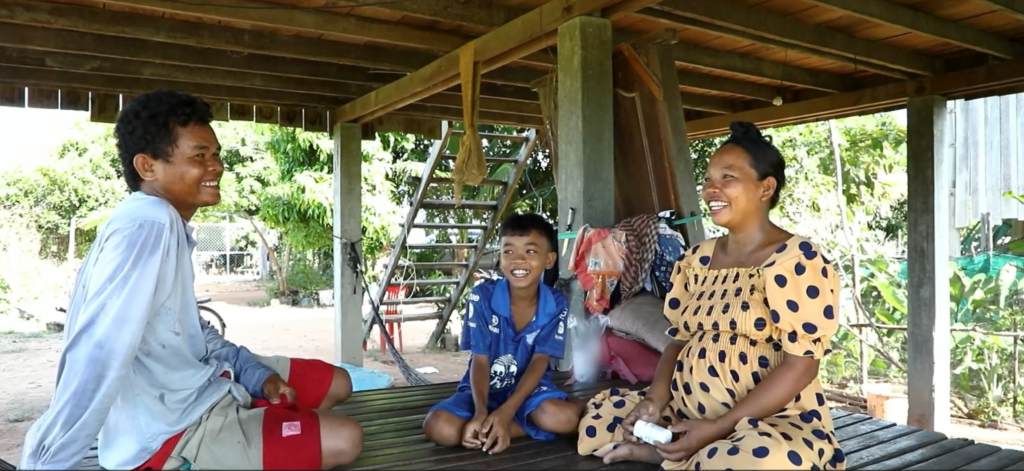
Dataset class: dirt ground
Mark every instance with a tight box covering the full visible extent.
[1,281,1021,464]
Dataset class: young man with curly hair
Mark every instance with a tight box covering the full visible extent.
[19,90,364,470]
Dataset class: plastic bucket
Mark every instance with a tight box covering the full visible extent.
[862,383,908,424]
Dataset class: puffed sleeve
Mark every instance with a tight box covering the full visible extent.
[663,242,709,342]
[764,241,840,359]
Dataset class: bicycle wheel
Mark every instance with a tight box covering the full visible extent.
[198,305,227,337]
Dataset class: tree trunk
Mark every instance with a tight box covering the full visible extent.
[284,245,292,290]
[244,216,287,295]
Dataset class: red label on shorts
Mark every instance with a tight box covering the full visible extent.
[282,421,302,437]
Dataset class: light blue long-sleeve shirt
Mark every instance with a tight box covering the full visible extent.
[19,191,277,470]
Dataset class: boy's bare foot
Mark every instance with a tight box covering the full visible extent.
[602,442,663,465]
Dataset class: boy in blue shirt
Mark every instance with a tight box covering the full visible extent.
[423,213,583,454]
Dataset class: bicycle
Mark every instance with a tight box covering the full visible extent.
[55,296,227,337]
[197,296,227,337]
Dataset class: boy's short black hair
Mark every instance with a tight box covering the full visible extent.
[499,212,557,252]
[114,90,214,192]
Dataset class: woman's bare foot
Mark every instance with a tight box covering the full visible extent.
[602,442,663,465]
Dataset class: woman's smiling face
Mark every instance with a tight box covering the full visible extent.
[702,144,777,229]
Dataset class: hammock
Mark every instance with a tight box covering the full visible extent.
[346,243,432,386]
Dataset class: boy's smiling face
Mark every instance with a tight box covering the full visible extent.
[499,230,556,291]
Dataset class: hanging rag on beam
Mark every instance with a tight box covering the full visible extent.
[568,214,663,314]
[452,44,488,206]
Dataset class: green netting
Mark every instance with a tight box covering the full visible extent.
[897,252,1024,281]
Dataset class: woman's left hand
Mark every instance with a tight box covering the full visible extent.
[654,419,734,462]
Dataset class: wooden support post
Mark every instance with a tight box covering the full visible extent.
[0,86,25,107]
[906,95,951,433]
[90,92,119,123]
[640,32,705,245]
[209,101,229,122]
[27,87,59,109]
[555,16,614,372]
[333,122,364,367]
[229,103,254,122]
[255,105,278,124]
[59,89,89,112]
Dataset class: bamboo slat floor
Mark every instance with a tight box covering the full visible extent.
[3,371,1022,470]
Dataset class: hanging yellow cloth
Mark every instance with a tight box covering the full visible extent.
[452,43,487,206]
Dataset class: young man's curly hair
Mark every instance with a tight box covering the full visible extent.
[114,90,213,192]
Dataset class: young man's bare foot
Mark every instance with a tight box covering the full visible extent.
[602,442,663,465]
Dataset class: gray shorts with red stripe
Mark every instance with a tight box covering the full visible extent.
[136,354,336,470]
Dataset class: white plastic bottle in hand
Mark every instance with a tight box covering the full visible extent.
[634,420,672,445]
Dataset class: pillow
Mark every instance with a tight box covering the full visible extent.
[606,291,673,352]
[599,330,661,384]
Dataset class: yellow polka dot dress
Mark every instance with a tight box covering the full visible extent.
[577,236,846,470]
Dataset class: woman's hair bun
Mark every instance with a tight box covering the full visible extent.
[729,121,772,144]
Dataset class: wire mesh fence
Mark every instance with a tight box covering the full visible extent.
[191,221,272,282]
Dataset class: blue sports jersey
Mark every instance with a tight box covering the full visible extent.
[457,279,569,394]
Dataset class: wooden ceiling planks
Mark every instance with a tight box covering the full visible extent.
[3,0,1024,134]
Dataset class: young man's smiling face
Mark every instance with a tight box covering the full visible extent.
[135,123,224,221]
[499,230,557,291]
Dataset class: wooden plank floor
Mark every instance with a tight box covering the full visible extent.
[3,373,1023,470]
[335,378,1024,471]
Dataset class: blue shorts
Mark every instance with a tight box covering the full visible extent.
[429,383,571,440]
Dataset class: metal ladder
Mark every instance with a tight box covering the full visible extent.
[361,122,541,348]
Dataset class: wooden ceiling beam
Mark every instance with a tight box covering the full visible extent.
[654,0,938,76]
[99,0,555,69]
[0,0,546,87]
[0,64,343,108]
[333,0,667,124]
[665,40,852,92]
[677,71,777,102]
[637,9,915,79]
[973,0,1024,22]
[802,0,1024,59]
[314,0,519,30]
[0,23,377,88]
[323,0,923,80]
[0,4,782,107]
[679,92,739,114]
[101,0,463,52]
[388,103,544,128]
[686,59,1024,139]
[0,47,541,117]
[619,29,852,92]
[0,65,543,128]
[0,25,540,104]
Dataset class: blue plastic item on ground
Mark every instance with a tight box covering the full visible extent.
[336,362,395,391]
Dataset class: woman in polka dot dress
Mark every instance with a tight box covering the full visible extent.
[576,121,846,470]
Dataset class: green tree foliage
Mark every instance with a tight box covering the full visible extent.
[859,254,1024,421]
[195,124,402,293]
[248,127,401,266]
[0,123,126,260]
